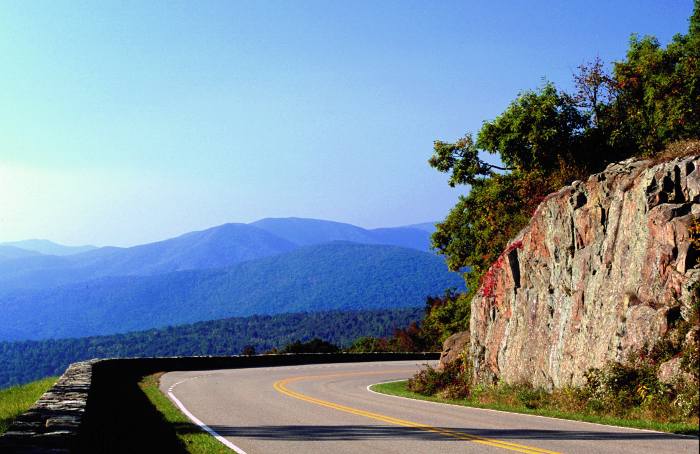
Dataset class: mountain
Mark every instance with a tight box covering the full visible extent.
[0,245,43,262]
[0,223,299,295]
[0,242,464,341]
[0,239,97,256]
[251,217,432,251]
[0,218,435,295]
[402,221,438,233]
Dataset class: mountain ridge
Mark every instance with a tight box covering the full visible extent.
[0,218,437,295]
[0,241,463,342]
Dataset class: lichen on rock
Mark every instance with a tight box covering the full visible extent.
[468,156,700,390]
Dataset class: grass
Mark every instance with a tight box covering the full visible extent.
[138,373,237,454]
[0,377,58,434]
[371,380,699,437]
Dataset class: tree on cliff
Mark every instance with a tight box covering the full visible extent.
[429,82,592,302]
[427,2,700,326]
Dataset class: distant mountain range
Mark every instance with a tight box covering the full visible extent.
[0,218,460,342]
[0,218,436,294]
[0,239,98,257]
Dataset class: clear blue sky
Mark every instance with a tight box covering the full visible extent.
[0,1,694,247]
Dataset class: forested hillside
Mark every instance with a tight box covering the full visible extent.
[0,241,464,341]
[0,306,424,390]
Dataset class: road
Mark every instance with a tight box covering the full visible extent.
[159,360,698,454]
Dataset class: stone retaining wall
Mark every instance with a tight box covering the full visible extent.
[0,359,97,453]
[0,352,437,453]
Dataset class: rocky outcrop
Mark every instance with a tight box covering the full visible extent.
[469,156,700,390]
[436,331,470,371]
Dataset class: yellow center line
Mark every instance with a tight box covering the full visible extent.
[274,371,566,454]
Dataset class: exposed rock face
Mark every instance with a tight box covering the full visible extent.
[436,331,470,371]
[469,156,700,390]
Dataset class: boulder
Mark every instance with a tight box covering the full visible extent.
[436,331,469,371]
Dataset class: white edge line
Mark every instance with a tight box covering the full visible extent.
[168,391,250,454]
[366,380,699,439]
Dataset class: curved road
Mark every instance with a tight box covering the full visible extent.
[160,360,698,454]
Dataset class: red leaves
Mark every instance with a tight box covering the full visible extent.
[478,240,523,304]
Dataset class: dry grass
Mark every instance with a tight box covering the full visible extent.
[651,138,700,164]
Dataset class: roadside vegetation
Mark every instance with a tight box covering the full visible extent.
[0,376,57,434]
[372,377,698,436]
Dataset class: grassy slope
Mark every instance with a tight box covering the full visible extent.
[0,376,58,434]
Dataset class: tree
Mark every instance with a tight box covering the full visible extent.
[612,2,700,155]
[475,81,588,173]
[280,338,340,354]
[429,82,590,301]
[420,290,471,347]
[566,57,618,128]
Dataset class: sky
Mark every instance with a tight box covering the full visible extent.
[0,0,695,247]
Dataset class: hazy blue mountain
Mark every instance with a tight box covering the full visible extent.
[0,239,97,256]
[0,218,439,299]
[0,223,299,295]
[250,217,378,246]
[0,245,44,261]
[0,242,465,341]
[403,221,438,233]
[368,227,431,251]
[251,217,433,251]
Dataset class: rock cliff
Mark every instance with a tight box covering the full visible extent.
[468,156,700,389]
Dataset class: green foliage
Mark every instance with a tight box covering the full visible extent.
[584,362,664,412]
[280,337,340,354]
[512,383,550,410]
[612,3,700,155]
[429,134,508,187]
[420,289,471,346]
[406,356,472,399]
[0,307,424,390]
[346,322,427,353]
[476,81,589,173]
[346,337,399,353]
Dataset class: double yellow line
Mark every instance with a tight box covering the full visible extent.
[274,371,565,454]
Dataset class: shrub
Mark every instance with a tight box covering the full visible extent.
[406,355,472,399]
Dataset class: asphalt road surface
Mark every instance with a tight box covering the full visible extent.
[159,360,698,454]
